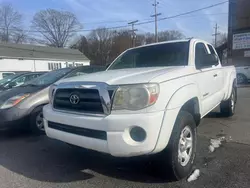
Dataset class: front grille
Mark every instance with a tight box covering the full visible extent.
[48,121,107,140]
[53,88,115,114]
[53,88,102,114]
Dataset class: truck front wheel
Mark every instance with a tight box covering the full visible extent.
[157,111,197,180]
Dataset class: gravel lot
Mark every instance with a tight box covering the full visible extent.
[0,88,250,188]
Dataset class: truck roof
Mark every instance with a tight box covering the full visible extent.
[130,38,211,50]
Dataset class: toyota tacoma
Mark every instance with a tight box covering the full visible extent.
[43,39,237,179]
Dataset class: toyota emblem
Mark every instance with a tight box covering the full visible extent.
[69,94,80,105]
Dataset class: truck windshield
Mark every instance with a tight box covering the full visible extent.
[108,42,189,70]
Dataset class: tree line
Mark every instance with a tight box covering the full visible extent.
[71,29,185,65]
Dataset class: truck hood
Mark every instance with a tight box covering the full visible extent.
[58,66,194,85]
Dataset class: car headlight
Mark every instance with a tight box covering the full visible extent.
[49,84,57,104]
[112,84,160,111]
[0,94,30,109]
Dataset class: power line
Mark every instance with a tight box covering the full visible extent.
[212,23,220,47]
[128,20,138,47]
[0,13,228,34]
[136,1,228,26]
[80,18,153,25]
[151,0,161,42]
[0,1,229,34]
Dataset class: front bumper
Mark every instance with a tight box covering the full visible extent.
[0,107,29,130]
[43,105,165,157]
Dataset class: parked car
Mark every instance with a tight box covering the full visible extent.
[0,72,46,92]
[236,66,250,84]
[43,39,236,180]
[0,66,105,133]
[0,72,15,79]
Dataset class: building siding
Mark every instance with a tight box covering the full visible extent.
[0,58,90,72]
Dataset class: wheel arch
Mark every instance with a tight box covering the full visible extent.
[28,103,48,115]
[224,73,237,101]
[152,84,201,154]
[180,97,201,126]
[166,83,202,114]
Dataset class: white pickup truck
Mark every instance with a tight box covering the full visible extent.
[43,39,237,180]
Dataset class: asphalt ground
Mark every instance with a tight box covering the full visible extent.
[0,88,250,188]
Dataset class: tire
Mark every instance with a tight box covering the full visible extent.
[220,86,237,117]
[237,73,247,84]
[157,111,197,180]
[29,106,45,135]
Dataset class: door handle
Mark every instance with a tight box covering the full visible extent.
[203,93,209,97]
[213,74,218,77]
[244,67,249,70]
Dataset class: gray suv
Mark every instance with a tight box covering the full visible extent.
[0,66,105,134]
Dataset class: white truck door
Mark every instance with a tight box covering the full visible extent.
[194,42,220,116]
[207,44,224,97]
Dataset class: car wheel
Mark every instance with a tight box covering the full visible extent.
[220,86,237,117]
[30,106,45,135]
[237,73,247,84]
[157,111,197,180]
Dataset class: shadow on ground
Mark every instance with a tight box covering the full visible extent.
[0,131,186,184]
[205,112,225,118]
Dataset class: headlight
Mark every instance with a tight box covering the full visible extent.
[0,94,30,109]
[112,84,159,111]
[49,84,57,104]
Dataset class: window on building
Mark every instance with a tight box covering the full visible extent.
[48,62,63,70]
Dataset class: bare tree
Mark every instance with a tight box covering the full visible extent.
[71,29,185,65]
[158,30,185,42]
[0,3,24,43]
[87,27,115,65]
[12,29,27,43]
[32,9,81,47]
[216,33,227,47]
[143,30,184,44]
[144,32,155,44]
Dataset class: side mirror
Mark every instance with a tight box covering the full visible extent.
[204,54,219,67]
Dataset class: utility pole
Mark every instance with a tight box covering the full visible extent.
[151,0,161,42]
[212,23,220,47]
[128,20,138,47]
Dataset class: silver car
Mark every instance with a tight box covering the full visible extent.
[0,66,105,134]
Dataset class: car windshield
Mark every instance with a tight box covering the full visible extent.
[23,68,72,86]
[108,42,189,70]
[0,74,19,86]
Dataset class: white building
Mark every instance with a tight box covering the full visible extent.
[0,43,90,72]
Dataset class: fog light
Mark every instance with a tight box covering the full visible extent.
[130,126,146,142]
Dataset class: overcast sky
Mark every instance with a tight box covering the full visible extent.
[4,0,228,43]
